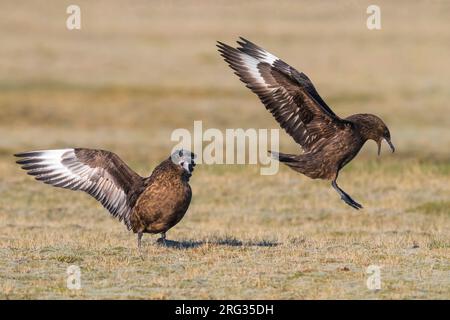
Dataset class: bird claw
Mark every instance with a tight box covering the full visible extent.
[341,193,363,210]
[156,237,167,245]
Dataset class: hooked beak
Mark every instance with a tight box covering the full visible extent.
[386,138,395,153]
[378,138,395,156]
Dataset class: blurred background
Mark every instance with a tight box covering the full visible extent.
[1,0,449,160]
[0,0,448,299]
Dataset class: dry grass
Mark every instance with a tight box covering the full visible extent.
[0,0,449,299]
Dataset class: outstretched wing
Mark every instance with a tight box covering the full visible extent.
[217,37,352,153]
[15,148,145,230]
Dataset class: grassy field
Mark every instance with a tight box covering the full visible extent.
[0,0,449,299]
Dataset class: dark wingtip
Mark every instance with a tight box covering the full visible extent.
[216,41,235,53]
[216,41,230,51]
[14,152,30,164]
[14,152,27,158]
[14,151,44,158]
[14,151,46,165]
[216,42,241,63]
[237,36,250,44]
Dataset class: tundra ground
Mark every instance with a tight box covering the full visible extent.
[0,1,448,299]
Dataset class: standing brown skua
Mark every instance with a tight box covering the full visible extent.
[217,37,395,209]
[15,148,196,247]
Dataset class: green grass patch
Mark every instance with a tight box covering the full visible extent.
[411,201,450,216]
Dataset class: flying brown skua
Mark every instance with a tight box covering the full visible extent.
[217,38,394,209]
[15,148,196,247]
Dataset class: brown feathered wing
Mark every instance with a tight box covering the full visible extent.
[217,37,352,153]
[15,148,145,230]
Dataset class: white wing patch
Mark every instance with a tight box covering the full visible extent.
[255,47,278,65]
[241,54,269,88]
[15,149,133,229]
[237,47,280,88]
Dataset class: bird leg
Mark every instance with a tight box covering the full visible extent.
[331,179,363,210]
[137,232,143,249]
[156,232,167,245]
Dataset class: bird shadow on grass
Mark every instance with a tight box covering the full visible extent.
[155,237,279,249]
